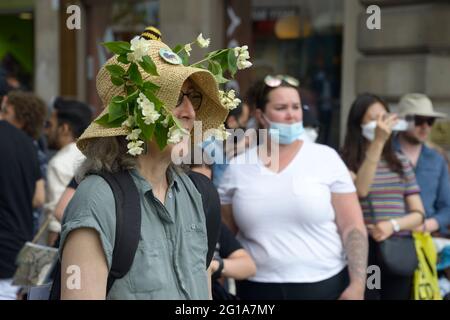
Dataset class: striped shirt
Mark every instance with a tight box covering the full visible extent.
[360,153,420,230]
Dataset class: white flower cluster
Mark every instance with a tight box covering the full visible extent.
[122,115,135,128]
[234,45,252,70]
[127,36,151,63]
[184,43,192,56]
[137,93,160,125]
[167,125,189,145]
[126,128,144,156]
[196,33,210,48]
[210,124,231,141]
[219,89,241,110]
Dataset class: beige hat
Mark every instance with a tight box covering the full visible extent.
[398,93,447,118]
[77,39,228,154]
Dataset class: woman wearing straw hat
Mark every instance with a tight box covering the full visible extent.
[58,31,252,299]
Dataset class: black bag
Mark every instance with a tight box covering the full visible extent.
[377,236,418,276]
[44,170,217,300]
[367,195,418,276]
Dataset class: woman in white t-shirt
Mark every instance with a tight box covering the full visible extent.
[218,75,368,300]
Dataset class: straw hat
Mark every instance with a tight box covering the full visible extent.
[398,93,447,118]
[77,39,229,154]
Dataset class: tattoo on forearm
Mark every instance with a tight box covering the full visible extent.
[344,229,368,285]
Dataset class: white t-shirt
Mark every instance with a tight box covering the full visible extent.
[218,141,356,283]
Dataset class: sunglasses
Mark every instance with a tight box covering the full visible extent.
[264,75,300,88]
[407,115,436,127]
[176,90,202,111]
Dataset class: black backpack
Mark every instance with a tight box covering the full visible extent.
[47,170,218,300]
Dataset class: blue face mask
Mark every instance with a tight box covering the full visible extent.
[264,115,305,145]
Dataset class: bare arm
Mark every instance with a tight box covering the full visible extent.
[333,192,368,299]
[368,194,425,242]
[211,248,256,280]
[354,140,384,197]
[54,187,76,222]
[61,228,108,300]
[354,114,397,197]
[33,179,45,208]
[221,204,239,235]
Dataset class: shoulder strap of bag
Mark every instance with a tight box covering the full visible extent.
[187,171,221,268]
[96,171,141,294]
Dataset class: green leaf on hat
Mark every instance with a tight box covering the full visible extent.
[111,76,124,86]
[106,65,126,78]
[95,113,127,128]
[227,50,238,77]
[102,41,132,55]
[124,89,139,104]
[139,56,159,76]
[142,90,163,110]
[117,54,129,65]
[208,61,229,84]
[142,81,160,93]
[154,123,169,150]
[176,51,190,66]
[108,96,126,122]
[135,108,155,141]
[129,63,143,85]
[172,44,183,54]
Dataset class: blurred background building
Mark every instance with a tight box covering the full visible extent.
[0,0,449,151]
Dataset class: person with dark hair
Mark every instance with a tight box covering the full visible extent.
[44,98,93,246]
[1,91,48,235]
[0,120,42,299]
[2,91,48,141]
[341,93,425,300]
[219,74,367,300]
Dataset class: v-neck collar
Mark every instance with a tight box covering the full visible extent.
[257,141,306,176]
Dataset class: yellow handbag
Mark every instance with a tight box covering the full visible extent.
[412,231,442,300]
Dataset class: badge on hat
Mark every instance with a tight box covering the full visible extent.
[159,48,182,65]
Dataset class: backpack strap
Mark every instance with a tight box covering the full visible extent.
[96,171,141,294]
[48,170,141,300]
[187,171,221,268]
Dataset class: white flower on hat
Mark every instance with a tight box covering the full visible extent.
[137,93,160,125]
[127,139,144,156]
[122,115,135,128]
[126,128,142,141]
[219,89,241,110]
[127,36,151,63]
[167,125,189,145]
[184,43,192,56]
[161,114,171,128]
[234,45,252,70]
[210,124,231,141]
[196,33,210,48]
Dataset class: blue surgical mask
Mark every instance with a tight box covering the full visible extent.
[263,115,305,145]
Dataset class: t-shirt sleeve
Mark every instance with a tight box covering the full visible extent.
[218,223,242,258]
[217,165,237,205]
[400,156,420,195]
[328,148,356,193]
[59,175,116,270]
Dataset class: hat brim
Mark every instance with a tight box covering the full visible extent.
[405,111,448,118]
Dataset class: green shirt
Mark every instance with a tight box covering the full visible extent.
[59,167,209,300]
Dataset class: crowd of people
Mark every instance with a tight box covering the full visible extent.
[0,34,449,301]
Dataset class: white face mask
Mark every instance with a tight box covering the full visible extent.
[301,128,319,143]
[361,121,377,141]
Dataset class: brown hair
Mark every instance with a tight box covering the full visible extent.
[7,90,47,140]
[341,93,404,177]
[76,136,137,181]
